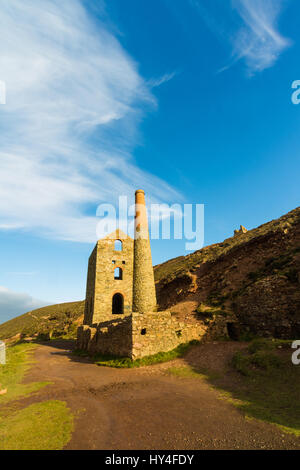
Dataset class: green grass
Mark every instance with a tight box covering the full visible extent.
[229,340,300,436]
[232,338,293,376]
[0,400,74,450]
[247,338,292,354]
[0,343,73,450]
[0,342,50,404]
[75,340,200,368]
[232,350,282,376]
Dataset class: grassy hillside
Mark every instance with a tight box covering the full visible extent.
[155,206,300,339]
[154,206,300,282]
[1,206,299,342]
[0,301,84,342]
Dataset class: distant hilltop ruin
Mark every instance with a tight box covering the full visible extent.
[234,225,248,236]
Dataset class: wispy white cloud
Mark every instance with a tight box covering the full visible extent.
[147,71,178,88]
[190,0,290,75]
[231,0,291,74]
[0,0,181,243]
[0,286,48,324]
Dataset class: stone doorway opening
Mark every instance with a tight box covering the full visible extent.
[112,293,124,315]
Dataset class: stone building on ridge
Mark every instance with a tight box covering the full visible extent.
[77,189,205,358]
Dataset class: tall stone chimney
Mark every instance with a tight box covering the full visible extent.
[132,189,157,313]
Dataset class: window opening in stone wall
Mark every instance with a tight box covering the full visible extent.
[114,240,123,251]
[114,267,123,280]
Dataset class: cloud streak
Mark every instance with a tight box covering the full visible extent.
[231,0,291,74]
[190,0,290,75]
[0,0,180,243]
[147,71,178,88]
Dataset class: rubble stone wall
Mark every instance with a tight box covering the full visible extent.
[77,310,229,359]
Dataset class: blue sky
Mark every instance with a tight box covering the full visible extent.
[0,0,299,323]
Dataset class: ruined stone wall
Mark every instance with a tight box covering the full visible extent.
[77,316,132,357]
[131,311,205,358]
[78,311,209,359]
[83,246,97,325]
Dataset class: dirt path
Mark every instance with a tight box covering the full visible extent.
[16,340,300,450]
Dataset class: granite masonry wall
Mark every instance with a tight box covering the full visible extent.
[83,229,134,325]
[78,315,132,357]
[83,245,97,325]
[77,309,237,359]
[131,311,204,358]
[77,309,235,359]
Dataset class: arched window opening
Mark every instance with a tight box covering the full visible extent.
[114,267,123,280]
[114,240,123,251]
[112,293,124,315]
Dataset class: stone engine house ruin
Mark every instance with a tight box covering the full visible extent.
[77,189,206,359]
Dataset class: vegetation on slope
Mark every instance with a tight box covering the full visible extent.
[0,301,84,342]
[154,206,300,339]
[154,206,300,282]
